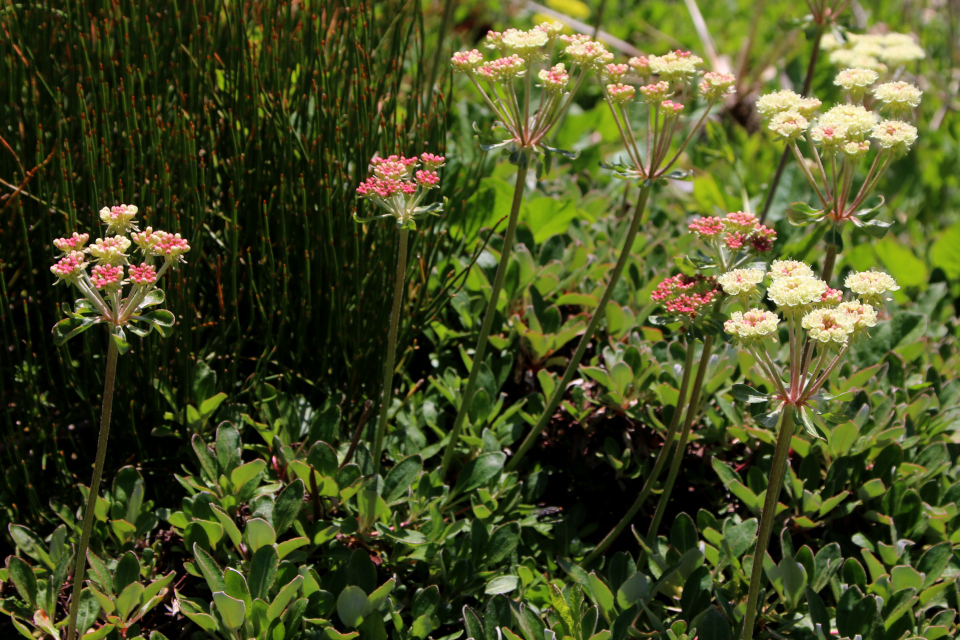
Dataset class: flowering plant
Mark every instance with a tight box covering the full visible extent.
[597,50,736,182]
[51,204,189,353]
[725,261,899,640]
[451,22,606,167]
[355,151,444,474]
[757,70,921,259]
[49,204,190,640]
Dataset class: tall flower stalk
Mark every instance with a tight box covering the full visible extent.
[507,50,739,472]
[441,23,605,475]
[355,153,445,475]
[51,205,190,640]
[585,211,775,562]
[724,262,899,640]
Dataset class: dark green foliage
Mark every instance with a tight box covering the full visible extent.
[0,0,473,526]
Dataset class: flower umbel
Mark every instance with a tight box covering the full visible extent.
[355,152,445,229]
[50,203,188,345]
[451,24,601,153]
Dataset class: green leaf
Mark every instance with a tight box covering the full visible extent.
[453,452,506,495]
[230,459,266,490]
[337,585,368,629]
[463,605,484,640]
[806,587,830,635]
[111,328,131,354]
[141,309,176,337]
[113,551,141,594]
[210,505,242,550]
[730,384,771,404]
[696,607,731,640]
[670,513,698,553]
[587,573,615,621]
[138,288,165,308]
[272,480,304,537]
[5,557,37,608]
[9,525,53,570]
[616,573,650,609]
[412,585,440,620]
[890,565,923,592]
[116,582,145,620]
[362,579,395,617]
[679,566,712,621]
[484,575,519,595]
[778,557,807,611]
[86,549,114,594]
[722,518,758,559]
[382,456,422,505]
[249,545,279,601]
[213,591,247,631]
[192,544,226,594]
[917,542,952,588]
[931,221,960,278]
[267,575,303,621]
[191,435,219,483]
[224,568,252,613]
[486,523,521,565]
[52,316,100,346]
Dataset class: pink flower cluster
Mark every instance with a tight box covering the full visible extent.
[51,252,87,280]
[128,262,157,285]
[131,228,191,262]
[53,232,90,252]
[451,49,484,71]
[90,264,123,290]
[661,100,684,116]
[651,274,721,319]
[476,55,526,81]
[639,81,671,103]
[155,234,191,260]
[688,211,777,254]
[356,152,445,204]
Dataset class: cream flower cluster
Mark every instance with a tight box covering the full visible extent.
[822,31,925,73]
[725,309,780,343]
[767,275,829,311]
[725,265,894,348]
[757,73,920,159]
[844,269,900,305]
[718,268,765,297]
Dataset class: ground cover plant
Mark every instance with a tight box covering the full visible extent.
[1,1,960,640]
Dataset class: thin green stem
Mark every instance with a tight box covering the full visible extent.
[646,333,715,539]
[506,184,652,473]
[66,336,119,640]
[741,408,797,640]
[372,228,409,475]
[759,24,825,224]
[441,158,529,474]
[583,339,695,564]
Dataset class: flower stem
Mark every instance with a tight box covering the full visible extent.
[646,333,715,539]
[582,338,695,565]
[372,228,409,476]
[506,183,652,473]
[741,407,796,640]
[759,24,825,224]
[440,158,529,475]
[66,335,119,640]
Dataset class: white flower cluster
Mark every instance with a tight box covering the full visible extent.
[822,31,925,73]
